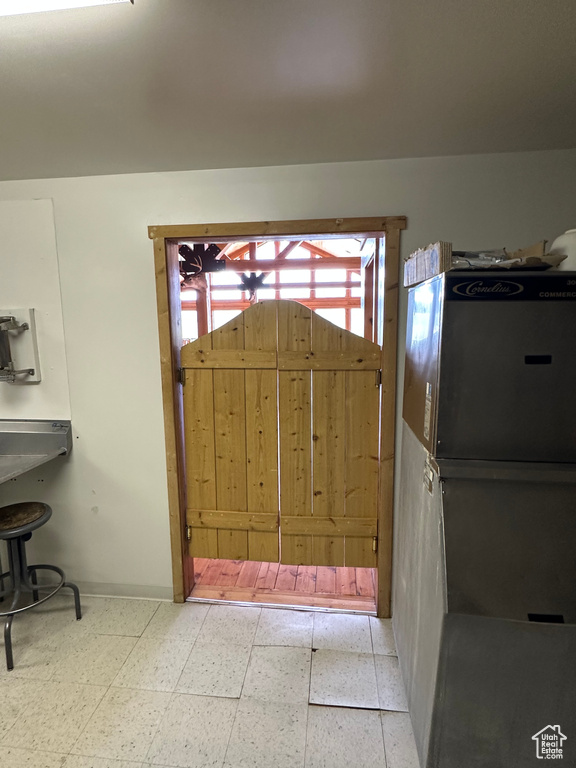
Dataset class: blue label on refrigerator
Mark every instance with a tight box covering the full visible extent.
[446,273,576,300]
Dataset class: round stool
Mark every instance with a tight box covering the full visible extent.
[0,502,81,671]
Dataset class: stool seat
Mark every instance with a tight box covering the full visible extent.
[0,502,52,538]
[0,501,81,671]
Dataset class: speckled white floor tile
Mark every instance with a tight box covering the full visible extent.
[382,712,420,768]
[305,706,386,768]
[19,594,85,642]
[312,612,372,653]
[241,646,311,704]
[309,650,379,709]
[370,617,397,656]
[254,608,313,648]
[77,598,160,637]
[196,605,260,647]
[64,757,144,768]
[0,598,82,680]
[112,637,193,692]
[49,634,137,686]
[70,687,171,762]
[0,678,50,735]
[146,693,237,768]
[223,698,307,768]
[142,601,210,642]
[374,654,408,712]
[0,613,61,671]
[0,641,57,682]
[0,746,68,767]
[176,642,251,698]
[2,681,106,753]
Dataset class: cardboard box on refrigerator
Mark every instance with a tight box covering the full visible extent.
[403,242,453,287]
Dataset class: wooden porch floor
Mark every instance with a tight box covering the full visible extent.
[189,559,377,613]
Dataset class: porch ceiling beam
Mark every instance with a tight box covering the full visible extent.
[182,297,362,311]
[276,240,303,261]
[225,242,251,260]
[220,257,361,272]
[303,241,343,259]
[215,243,235,259]
[181,281,359,293]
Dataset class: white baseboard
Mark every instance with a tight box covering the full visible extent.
[74,582,173,601]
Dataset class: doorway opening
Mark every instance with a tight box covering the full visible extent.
[151,217,406,618]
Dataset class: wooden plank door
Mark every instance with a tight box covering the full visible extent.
[182,299,381,568]
[181,302,279,562]
[277,301,381,568]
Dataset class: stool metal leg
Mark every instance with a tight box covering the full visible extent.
[4,615,14,671]
[30,569,39,603]
[3,539,22,671]
[7,539,21,610]
[64,581,82,620]
[21,537,40,603]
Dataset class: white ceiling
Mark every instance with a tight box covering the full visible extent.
[1,0,575,181]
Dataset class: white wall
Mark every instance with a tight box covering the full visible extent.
[0,149,574,599]
[0,200,70,419]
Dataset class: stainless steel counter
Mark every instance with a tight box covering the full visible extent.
[0,420,72,484]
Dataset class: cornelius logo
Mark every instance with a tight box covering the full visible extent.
[453,280,524,297]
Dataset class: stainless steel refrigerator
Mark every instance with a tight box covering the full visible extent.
[394,270,576,767]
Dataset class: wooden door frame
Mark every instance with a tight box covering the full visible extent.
[150,216,406,616]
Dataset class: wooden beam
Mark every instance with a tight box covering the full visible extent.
[226,243,251,260]
[303,241,344,259]
[182,349,277,369]
[221,257,361,272]
[148,216,407,241]
[276,241,303,261]
[226,241,268,260]
[363,260,375,341]
[183,280,359,293]
[182,297,362,312]
[153,238,193,603]
[377,228,401,619]
[277,351,381,370]
[216,243,235,259]
[282,516,377,537]
[183,274,210,337]
[274,242,281,300]
[188,509,278,532]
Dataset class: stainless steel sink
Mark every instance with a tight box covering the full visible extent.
[0,420,72,484]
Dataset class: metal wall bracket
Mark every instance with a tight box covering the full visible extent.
[0,309,41,384]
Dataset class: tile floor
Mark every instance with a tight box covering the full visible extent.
[0,595,420,768]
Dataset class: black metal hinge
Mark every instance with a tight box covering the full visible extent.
[177,368,186,385]
[375,369,382,387]
[185,524,192,542]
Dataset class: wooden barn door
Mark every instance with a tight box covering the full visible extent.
[181,299,381,568]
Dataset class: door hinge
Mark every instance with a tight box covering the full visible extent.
[177,367,186,385]
[372,536,378,553]
[185,524,192,542]
[375,369,382,387]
